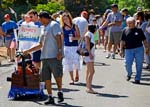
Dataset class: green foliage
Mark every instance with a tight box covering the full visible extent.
[35,2,65,14]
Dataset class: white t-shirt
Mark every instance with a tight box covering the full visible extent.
[85,31,95,44]
[84,31,95,63]
[73,17,88,37]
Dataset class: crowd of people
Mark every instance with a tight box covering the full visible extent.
[0,3,150,105]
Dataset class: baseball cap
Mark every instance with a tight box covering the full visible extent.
[81,11,88,15]
[38,11,51,19]
[4,14,10,19]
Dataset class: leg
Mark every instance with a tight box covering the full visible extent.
[7,48,11,60]
[53,59,64,103]
[45,80,52,94]
[75,69,79,82]
[10,48,15,61]
[33,61,41,71]
[125,49,134,78]
[69,71,74,84]
[135,47,144,81]
[86,62,95,91]
[104,36,108,51]
[55,76,63,91]
[106,42,112,58]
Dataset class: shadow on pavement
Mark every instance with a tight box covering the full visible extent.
[0,63,14,67]
[75,82,104,89]
[9,95,75,106]
[97,93,128,98]
[51,102,83,107]
[131,81,150,86]
[132,72,150,84]
[94,62,110,66]
[113,58,124,60]
[52,87,80,93]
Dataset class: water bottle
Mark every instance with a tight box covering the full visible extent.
[69,33,73,42]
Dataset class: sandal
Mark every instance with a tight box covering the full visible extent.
[86,89,98,94]
[69,81,74,85]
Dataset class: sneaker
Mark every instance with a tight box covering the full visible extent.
[106,53,111,58]
[44,96,55,105]
[57,92,64,103]
[111,53,115,59]
[126,76,131,81]
[133,80,140,84]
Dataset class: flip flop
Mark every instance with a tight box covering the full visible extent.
[69,81,74,85]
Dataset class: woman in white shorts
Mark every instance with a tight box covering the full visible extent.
[84,24,97,94]
[60,12,80,85]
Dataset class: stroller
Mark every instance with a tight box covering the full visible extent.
[7,51,44,99]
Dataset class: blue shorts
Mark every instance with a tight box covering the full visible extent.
[32,50,41,62]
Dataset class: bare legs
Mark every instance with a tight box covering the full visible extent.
[45,76,63,95]
[86,62,96,93]
[69,70,79,84]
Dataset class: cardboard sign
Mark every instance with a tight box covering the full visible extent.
[18,25,41,42]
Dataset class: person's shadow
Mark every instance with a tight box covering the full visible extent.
[94,62,110,66]
[74,82,104,89]
[97,93,128,98]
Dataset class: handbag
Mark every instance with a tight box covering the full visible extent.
[76,37,94,56]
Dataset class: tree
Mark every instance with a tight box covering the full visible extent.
[35,2,65,14]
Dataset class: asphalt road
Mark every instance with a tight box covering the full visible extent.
[0,48,150,107]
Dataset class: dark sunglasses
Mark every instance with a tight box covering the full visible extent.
[30,16,33,18]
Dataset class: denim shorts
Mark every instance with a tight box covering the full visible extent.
[32,50,41,62]
[41,58,63,81]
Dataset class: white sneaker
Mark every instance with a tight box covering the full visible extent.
[106,53,111,58]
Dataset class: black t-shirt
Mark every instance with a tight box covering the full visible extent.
[121,27,146,49]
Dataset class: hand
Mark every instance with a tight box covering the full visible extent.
[23,50,29,55]
[99,26,103,30]
[56,52,62,60]
[89,52,94,60]
[108,22,116,26]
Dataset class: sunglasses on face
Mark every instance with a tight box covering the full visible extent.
[30,16,34,18]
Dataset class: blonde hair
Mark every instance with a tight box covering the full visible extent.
[60,12,73,28]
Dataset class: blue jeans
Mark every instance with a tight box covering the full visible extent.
[125,46,144,81]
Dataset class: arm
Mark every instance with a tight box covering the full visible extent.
[85,36,93,59]
[120,40,125,57]
[0,27,5,36]
[72,25,80,40]
[143,40,149,55]
[23,42,42,55]
[56,33,63,60]
[56,33,62,50]
[108,21,122,26]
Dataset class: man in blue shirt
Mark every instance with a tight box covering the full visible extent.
[2,14,18,62]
